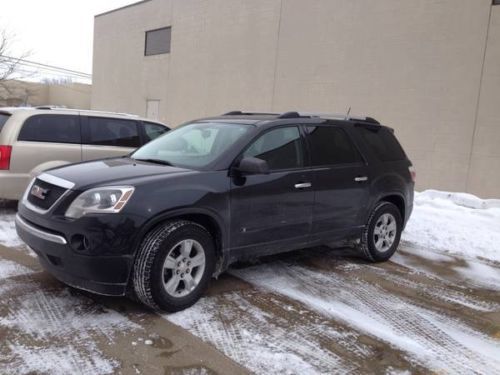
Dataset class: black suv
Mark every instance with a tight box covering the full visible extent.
[16,111,414,311]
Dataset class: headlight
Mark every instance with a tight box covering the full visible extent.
[65,186,135,219]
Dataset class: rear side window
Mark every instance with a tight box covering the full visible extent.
[244,126,303,170]
[143,122,168,142]
[86,117,140,148]
[306,126,362,166]
[357,127,406,161]
[0,113,10,133]
[18,115,81,144]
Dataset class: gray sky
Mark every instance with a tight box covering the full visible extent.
[0,0,138,80]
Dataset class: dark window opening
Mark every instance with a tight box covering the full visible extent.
[145,27,171,56]
[143,122,169,142]
[0,113,10,133]
[86,117,140,148]
[244,127,303,170]
[306,126,362,166]
[18,115,81,144]
[356,127,406,162]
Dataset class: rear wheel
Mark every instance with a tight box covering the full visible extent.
[360,202,402,262]
[132,220,215,312]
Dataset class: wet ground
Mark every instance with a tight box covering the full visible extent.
[1,200,499,374]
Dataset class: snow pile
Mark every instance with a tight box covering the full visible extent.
[402,190,500,263]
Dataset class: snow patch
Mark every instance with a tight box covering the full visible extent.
[0,213,23,248]
[0,286,140,374]
[0,259,32,279]
[166,291,354,374]
[233,263,500,373]
[8,343,117,375]
[0,289,139,339]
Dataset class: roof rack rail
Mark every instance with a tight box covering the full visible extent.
[221,110,380,124]
[277,111,301,119]
[222,111,279,116]
[35,105,66,110]
[297,112,380,124]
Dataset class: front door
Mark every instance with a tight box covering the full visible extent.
[230,126,314,256]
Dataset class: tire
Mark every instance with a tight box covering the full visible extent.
[132,220,216,312]
[360,202,402,262]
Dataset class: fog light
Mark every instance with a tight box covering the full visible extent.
[70,234,90,252]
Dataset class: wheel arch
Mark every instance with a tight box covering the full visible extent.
[132,207,228,275]
[378,193,406,224]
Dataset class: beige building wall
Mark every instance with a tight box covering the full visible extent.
[92,0,500,197]
[0,80,91,109]
[467,6,500,198]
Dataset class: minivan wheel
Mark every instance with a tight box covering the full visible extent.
[360,202,402,262]
[132,220,215,312]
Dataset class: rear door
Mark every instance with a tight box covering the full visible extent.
[304,124,370,240]
[11,114,82,175]
[81,116,141,161]
[230,125,314,255]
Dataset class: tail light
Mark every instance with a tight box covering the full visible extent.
[0,145,12,170]
[409,165,416,183]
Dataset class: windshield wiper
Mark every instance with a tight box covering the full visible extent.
[134,158,173,166]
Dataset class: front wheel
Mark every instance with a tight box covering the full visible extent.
[360,202,402,262]
[132,220,215,312]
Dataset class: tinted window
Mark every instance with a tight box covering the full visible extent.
[87,118,140,148]
[18,115,80,144]
[144,122,168,142]
[306,126,362,166]
[357,127,406,161]
[145,27,171,56]
[244,127,303,170]
[0,113,10,133]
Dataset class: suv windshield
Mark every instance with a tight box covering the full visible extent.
[131,121,251,168]
[0,113,10,133]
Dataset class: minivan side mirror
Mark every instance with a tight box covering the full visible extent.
[235,157,270,175]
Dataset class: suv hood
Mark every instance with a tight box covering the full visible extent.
[45,157,193,190]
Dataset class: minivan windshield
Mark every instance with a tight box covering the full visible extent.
[131,122,251,169]
[0,113,10,133]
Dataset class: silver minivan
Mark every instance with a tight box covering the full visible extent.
[0,107,169,200]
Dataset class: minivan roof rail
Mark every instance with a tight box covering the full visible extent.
[34,106,139,118]
[222,110,379,124]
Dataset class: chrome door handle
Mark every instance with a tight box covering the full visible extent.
[354,176,368,182]
[294,182,312,189]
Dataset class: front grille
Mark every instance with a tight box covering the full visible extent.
[27,178,67,210]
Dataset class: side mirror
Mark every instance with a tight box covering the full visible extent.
[235,157,270,175]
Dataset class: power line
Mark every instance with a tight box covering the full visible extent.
[1,55,91,77]
[14,62,91,79]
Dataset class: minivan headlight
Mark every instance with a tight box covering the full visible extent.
[65,186,135,219]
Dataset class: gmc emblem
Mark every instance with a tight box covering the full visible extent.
[31,185,49,200]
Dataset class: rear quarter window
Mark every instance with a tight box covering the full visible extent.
[143,122,169,143]
[357,126,406,161]
[0,113,11,133]
[86,117,141,148]
[18,115,81,144]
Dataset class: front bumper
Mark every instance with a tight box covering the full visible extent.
[15,206,145,296]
